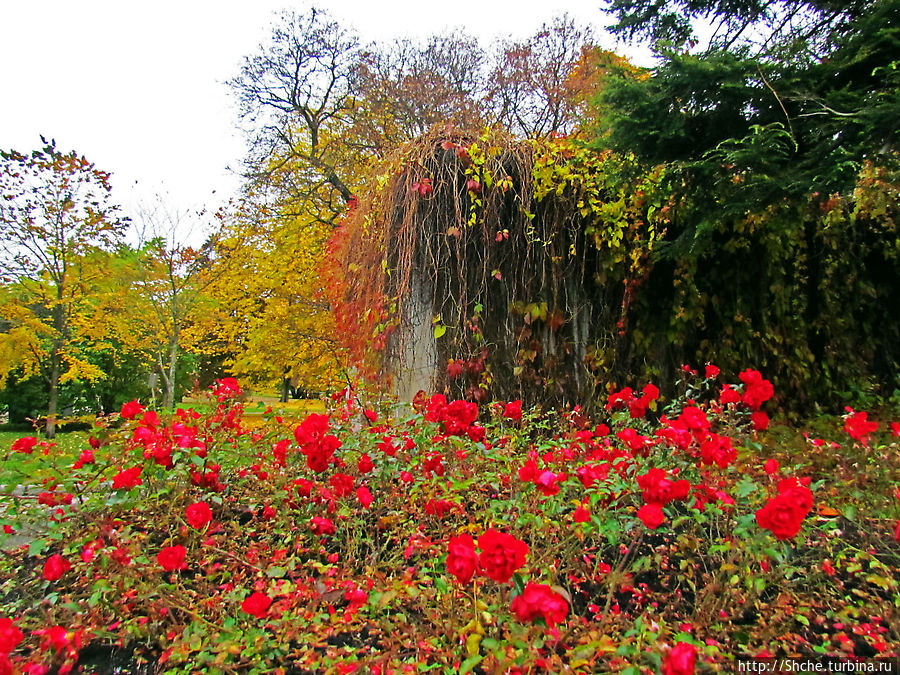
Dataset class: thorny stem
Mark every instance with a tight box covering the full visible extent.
[603,528,644,615]
[205,545,265,573]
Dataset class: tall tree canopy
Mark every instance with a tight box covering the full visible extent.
[594,0,898,216]
[607,0,874,59]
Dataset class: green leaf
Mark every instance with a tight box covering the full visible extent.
[434,576,448,595]
[735,477,757,498]
[433,325,446,339]
[512,572,526,596]
[460,655,483,674]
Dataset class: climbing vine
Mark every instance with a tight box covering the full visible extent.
[326,128,899,411]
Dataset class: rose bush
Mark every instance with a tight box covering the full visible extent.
[0,369,896,673]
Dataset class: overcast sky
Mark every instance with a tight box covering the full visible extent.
[1,1,647,240]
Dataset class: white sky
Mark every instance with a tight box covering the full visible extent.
[1,1,647,241]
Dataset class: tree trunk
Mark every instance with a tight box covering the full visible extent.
[45,302,67,439]
[45,349,60,439]
[280,366,291,403]
[163,332,179,411]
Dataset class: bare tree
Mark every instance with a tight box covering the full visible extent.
[133,199,218,410]
[487,15,594,137]
[352,31,486,151]
[229,7,360,220]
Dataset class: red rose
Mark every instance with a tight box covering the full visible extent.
[140,410,160,428]
[120,400,145,420]
[720,385,741,405]
[678,406,710,433]
[185,502,213,530]
[422,452,445,477]
[704,364,720,379]
[11,436,38,454]
[642,383,660,401]
[637,468,690,505]
[607,387,634,410]
[466,425,486,443]
[356,486,373,508]
[73,449,95,469]
[441,400,479,436]
[617,427,651,453]
[35,625,69,652]
[503,400,523,422]
[241,591,272,618]
[446,534,478,584]
[212,377,242,401]
[311,516,335,536]
[157,545,187,572]
[764,459,780,475]
[751,410,770,431]
[518,457,540,482]
[0,618,24,654]
[42,554,71,581]
[663,642,697,675]
[740,370,774,410]
[637,503,665,529]
[756,485,813,540]
[534,470,561,496]
[329,473,355,498]
[110,546,132,566]
[294,413,330,444]
[893,520,900,543]
[844,410,878,444]
[112,466,143,490]
[302,435,341,473]
[424,394,447,422]
[511,582,569,627]
[700,434,736,468]
[477,529,528,583]
[357,454,374,473]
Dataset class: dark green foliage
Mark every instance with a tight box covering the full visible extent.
[63,348,151,415]
[596,0,898,192]
[574,0,900,408]
[0,373,47,427]
[605,0,872,57]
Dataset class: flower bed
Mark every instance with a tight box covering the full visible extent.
[1,373,898,674]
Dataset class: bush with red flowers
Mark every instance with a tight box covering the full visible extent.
[0,372,897,674]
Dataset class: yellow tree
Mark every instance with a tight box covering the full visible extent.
[130,202,222,410]
[198,196,343,400]
[0,140,128,436]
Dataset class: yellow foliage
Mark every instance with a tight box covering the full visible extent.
[197,203,346,393]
